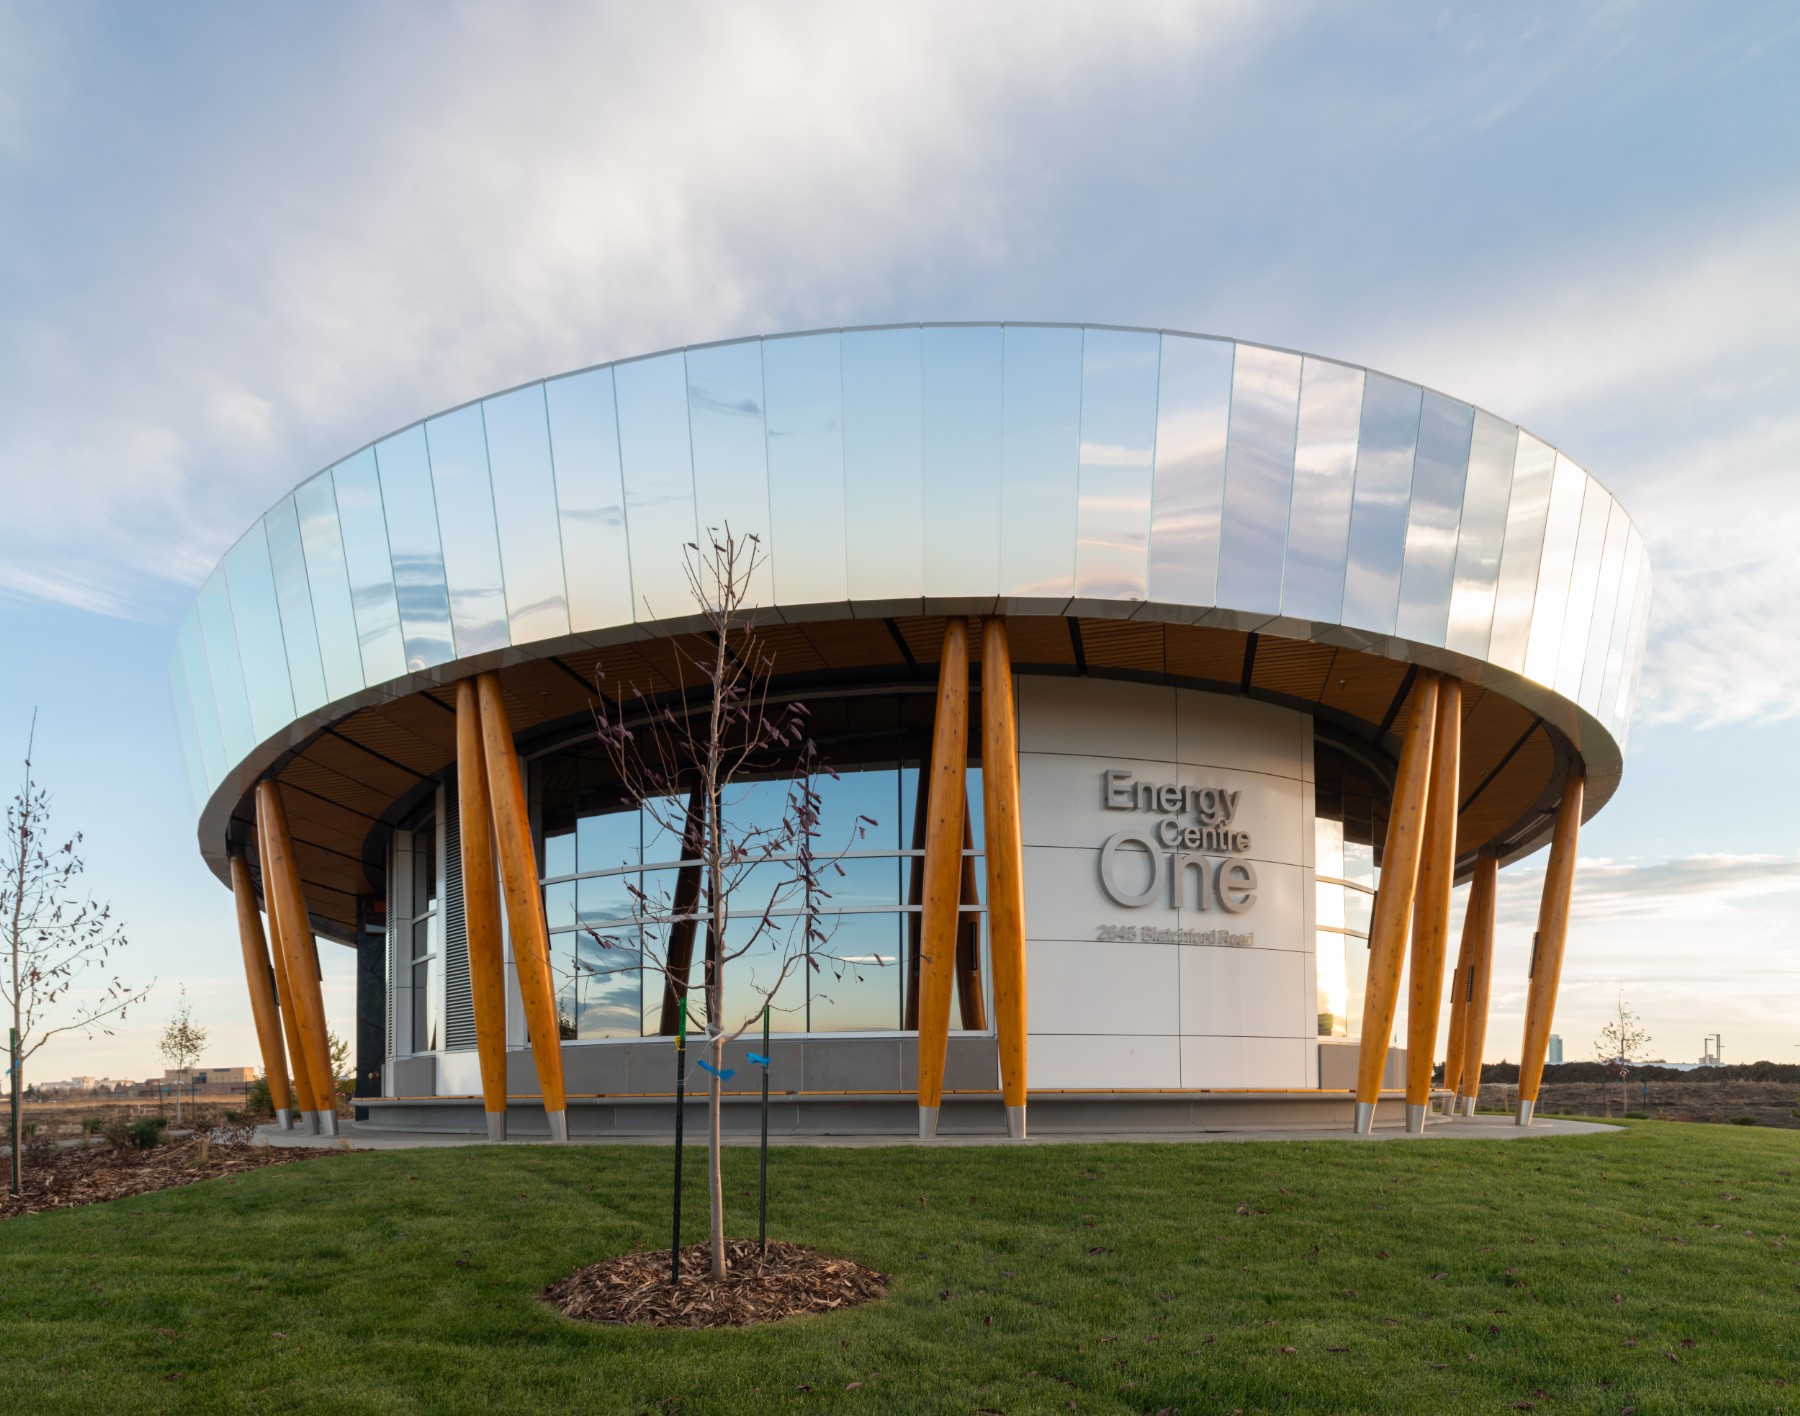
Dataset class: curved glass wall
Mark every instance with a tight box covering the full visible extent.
[528,692,987,1040]
[1313,743,1390,1041]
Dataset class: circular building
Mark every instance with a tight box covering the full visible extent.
[171,324,1651,1139]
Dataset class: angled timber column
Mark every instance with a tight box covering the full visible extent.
[475,672,570,1143]
[955,790,988,1032]
[1403,678,1463,1132]
[1352,671,1441,1135]
[268,928,320,1123]
[229,852,293,1131]
[1516,765,1584,1126]
[256,781,338,1137]
[1454,851,1500,1117]
[980,616,1028,1140]
[456,681,510,1143]
[1439,859,1478,1105]
[916,618,970,1139]
[656,788,707,1034]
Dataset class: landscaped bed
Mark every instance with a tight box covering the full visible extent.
[0,1132,342,1219]
[3,1121,1797,1413]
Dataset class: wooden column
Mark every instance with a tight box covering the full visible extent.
[475,672,570,1142]
[230,853,292,1130]
[1352,672,1440,1134]
[456,680,510,1142]
[656,788,707,1034]
[915,619,970,1138]
[980,616,1029,1139]
[1453,851,1499,1116]
[255,781,338,1136]
[1516,765,1584,1126]
[954,792,987,1032]
[267,918,319,1122]
[1402,678,1462,1131]
[902,763,930,1030]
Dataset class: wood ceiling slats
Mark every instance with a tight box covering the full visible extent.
[1078,619,1165,676]
[1317,649,1409,724]
[1249,637,1336,700]
[1003,617,1078,670]
[798,619,915,671]
[1162,624,1245,684]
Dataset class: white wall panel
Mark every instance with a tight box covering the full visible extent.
[1180,1035,1309,1089]
[1030,1033,1182,1090]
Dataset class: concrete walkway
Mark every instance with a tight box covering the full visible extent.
[258,1112,1618,1151]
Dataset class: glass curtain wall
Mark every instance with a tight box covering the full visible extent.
[1313,744,1389,1041]
[530,691,987,1040]
[395,802,441,1054]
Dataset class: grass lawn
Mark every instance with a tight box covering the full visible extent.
[3,1121,1798,1414]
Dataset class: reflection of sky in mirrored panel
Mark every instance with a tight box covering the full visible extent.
[841,327,924,602]
[1612,546,1654,746]
[167,665,208,811]
[222,523,295,743]
[544,367,634,631]
[422,407,507,658]
[1523,455,1587,687]
[763,332,848,606]
[1444,411,1517,660]
[922,325,1003,596]
[1075,328,1160,600]
[1147,334,1234,609]
[1487,431,1556,673]
[176,607,225,785]
[1218,344,1302,616]
[373,426,455,672]
[1578,506,1632,710]
[686,339,774,605]
[999,324,1081,599]
[262,496,327,717]
[809,912,903,1032]
[196,566,254,766]
[293,469,368,700]
[483,384,571,644]
[1342,373,1422,635]
[614,352,700,622]
[1394,392,1475,647]
[1597,525,1644,725]
[573,929,642,1039]
[1280,359,1363,623]
[1555,485,1614,699]
[330,448,407,684]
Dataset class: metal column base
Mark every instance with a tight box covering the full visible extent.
[317,1110,338,1138]
[1515,1098,1535,1127]
[1005,1104,1027,1140]
[918,1105,939,1140]
[1352,1100,1376,1135]
[1404,1102,1427,1134]
[545,1109,569,1143]
[485,1111,507,1143]
[302,1110,321,1135]
[1458,1094,1478,1118]
[275,1108,293,1131]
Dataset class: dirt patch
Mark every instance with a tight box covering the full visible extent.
[0,1136,341,1219]
[545,1239,888,1327]
[1479,1080,1800,1129]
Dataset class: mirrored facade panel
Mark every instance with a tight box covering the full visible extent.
[262,495,328,717]
[1612,546,1655,747]
[841,327,924,602]
[1555,484,1614,700]
[686,338,774,605]
[483,384,572,644]
[544,366,634,632]
[1217,344,1303,616]
[1597,524,1644,725]
[1486,431,1557,674]
[1443,412,1517,660]
[368,425,451,671]
[921,325,1003,596]
[1075,327,1160,600]
[763,331,848,606]
[423,407,507,658]
[176,609,226,789]
[1522,456,1588,688]
[1280,359,1364,624]
[222,522,296,744]
[998,324,1082,599]
[196,566,255,767]
[613,352,700,622]
[293,469,369,701]
[167,664,209,812]
[1144,334,1234,610]
[1394,392,1476,647]
[1342,374,1423,635]
[1578,504,1632,711]
[330,448,408,685]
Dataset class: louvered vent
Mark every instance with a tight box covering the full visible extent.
[443,773,476,1051]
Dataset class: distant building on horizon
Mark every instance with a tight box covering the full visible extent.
[1547,1035,1563,1066]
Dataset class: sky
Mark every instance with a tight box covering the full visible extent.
[1,1,1797,1081]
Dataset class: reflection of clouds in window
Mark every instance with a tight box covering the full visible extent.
[1314,742,1388,1040]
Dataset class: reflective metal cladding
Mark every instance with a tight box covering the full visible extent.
[170,324,1653,817]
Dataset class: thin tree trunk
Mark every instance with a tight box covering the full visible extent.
[10,799,24,1197]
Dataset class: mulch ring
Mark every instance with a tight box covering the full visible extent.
[0,1137,342,1218]
[545,1239,888,1327]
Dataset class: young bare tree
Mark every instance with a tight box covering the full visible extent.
[3,720,152,1193]
[158,986,207,1125]
[1594,994,1652,1118]
[587,527,874,1281]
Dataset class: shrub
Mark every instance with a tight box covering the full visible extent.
[1729,1115,1758,1126]
[1625,1111,1649,1119]
[127,1116,171,1150]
